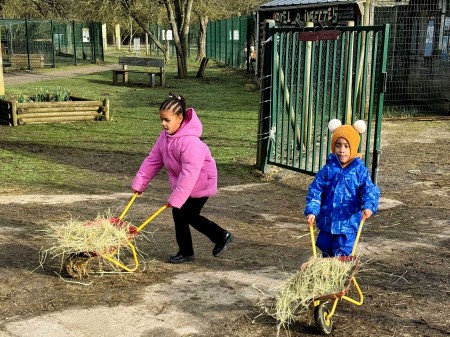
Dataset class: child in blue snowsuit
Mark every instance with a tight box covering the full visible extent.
[304,119,380,257]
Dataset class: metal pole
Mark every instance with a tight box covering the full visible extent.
[372,24,390,184]
[72,20,77,66]
[256,20,275,172]
[50,20,56,67]
[25,19,31,70]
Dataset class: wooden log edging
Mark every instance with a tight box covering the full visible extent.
[18,115,98,125]
[0,96,110,126]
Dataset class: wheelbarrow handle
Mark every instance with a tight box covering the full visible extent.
[118,192,140,220]
[351,214,367,256]
[308,214,367,258]
[308,220,318,258]
[135,203,170,233]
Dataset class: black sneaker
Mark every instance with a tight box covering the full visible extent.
[213,232,233,257]
[169,253,195,264]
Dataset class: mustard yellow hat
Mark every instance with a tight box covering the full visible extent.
[329,119,367,159]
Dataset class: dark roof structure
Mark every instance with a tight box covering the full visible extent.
[259,0,364,10]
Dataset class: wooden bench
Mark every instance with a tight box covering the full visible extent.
[112,56,165,87]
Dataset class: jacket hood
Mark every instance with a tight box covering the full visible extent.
[169,108,202,138]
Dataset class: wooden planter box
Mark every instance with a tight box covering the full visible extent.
[0,96,110,126]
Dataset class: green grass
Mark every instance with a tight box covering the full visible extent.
[383,105,422,118]
[0,54,260,194]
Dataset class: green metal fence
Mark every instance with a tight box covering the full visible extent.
[206,16,256,71]
[148,24,199,58]
[0,19,104,69]
[258,23,390,184]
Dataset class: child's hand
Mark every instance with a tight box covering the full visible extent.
[306,214,315,226]
[133,190,142,195]
[362,209,373,220]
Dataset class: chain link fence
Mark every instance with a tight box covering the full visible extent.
[374,0,449,115]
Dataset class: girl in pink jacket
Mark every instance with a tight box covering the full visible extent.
[132,94,233,263]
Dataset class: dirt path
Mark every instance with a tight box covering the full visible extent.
[0,69,449,336]
[3,63,117,86]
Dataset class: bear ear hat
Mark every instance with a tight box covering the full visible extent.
[353,119,367,134]
[328,119,342,132]
[328,118,367,134]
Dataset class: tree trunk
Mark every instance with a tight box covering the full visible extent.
[196,15,208,62]
[196,57,209,78]
[175,33,188,78]
[164,39,170,64]
[128,17,133,52]
[164,0,193,79]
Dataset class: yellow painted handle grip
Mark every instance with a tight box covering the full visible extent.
[136,203,170,232]
[118,192,139,220]
[351,215,367,256]
[309,221,317,258]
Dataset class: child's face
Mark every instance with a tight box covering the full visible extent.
[160,108,183,135]
[334,137,351,164]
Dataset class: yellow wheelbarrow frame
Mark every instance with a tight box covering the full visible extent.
[309,216,366,335]
[64,192,169,277]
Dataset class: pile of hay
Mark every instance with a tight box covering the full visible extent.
[41,214,136,261]
[275,256,358,332]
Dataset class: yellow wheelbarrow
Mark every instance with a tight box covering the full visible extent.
[64,192,169,278]
[308,216,366,334]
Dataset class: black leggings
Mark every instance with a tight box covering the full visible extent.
[172,197,226,256]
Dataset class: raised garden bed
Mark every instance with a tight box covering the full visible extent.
[0,96,110,126]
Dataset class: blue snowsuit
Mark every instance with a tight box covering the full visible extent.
[304,154,380,256]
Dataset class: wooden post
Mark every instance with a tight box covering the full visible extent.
[0,28,4,96]
[303,21,314,147]
[103,99,110,121]
[344,21,355,124]
[274,52,302,150]
[11,100,18,127]
[115,24,121,50]
[359,0,373,116]
[102,24,108,51]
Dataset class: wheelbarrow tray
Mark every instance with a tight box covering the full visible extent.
[311,255,360,301]
[63,195,169,278]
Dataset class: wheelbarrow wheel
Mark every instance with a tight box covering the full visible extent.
[314,303,333,335]
[64,253,92,279]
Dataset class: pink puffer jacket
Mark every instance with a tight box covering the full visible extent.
[131,108,218,208]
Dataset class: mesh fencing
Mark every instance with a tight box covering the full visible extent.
[0,19,104,69]
[207,3,449,115]
[206,16,256,71]
[147,24,199,58]
[374,0,450,115]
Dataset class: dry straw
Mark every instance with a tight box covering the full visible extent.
[40,214,138,264]
[275,256,357,332]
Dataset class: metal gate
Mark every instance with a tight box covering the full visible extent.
[258,23,390,184]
